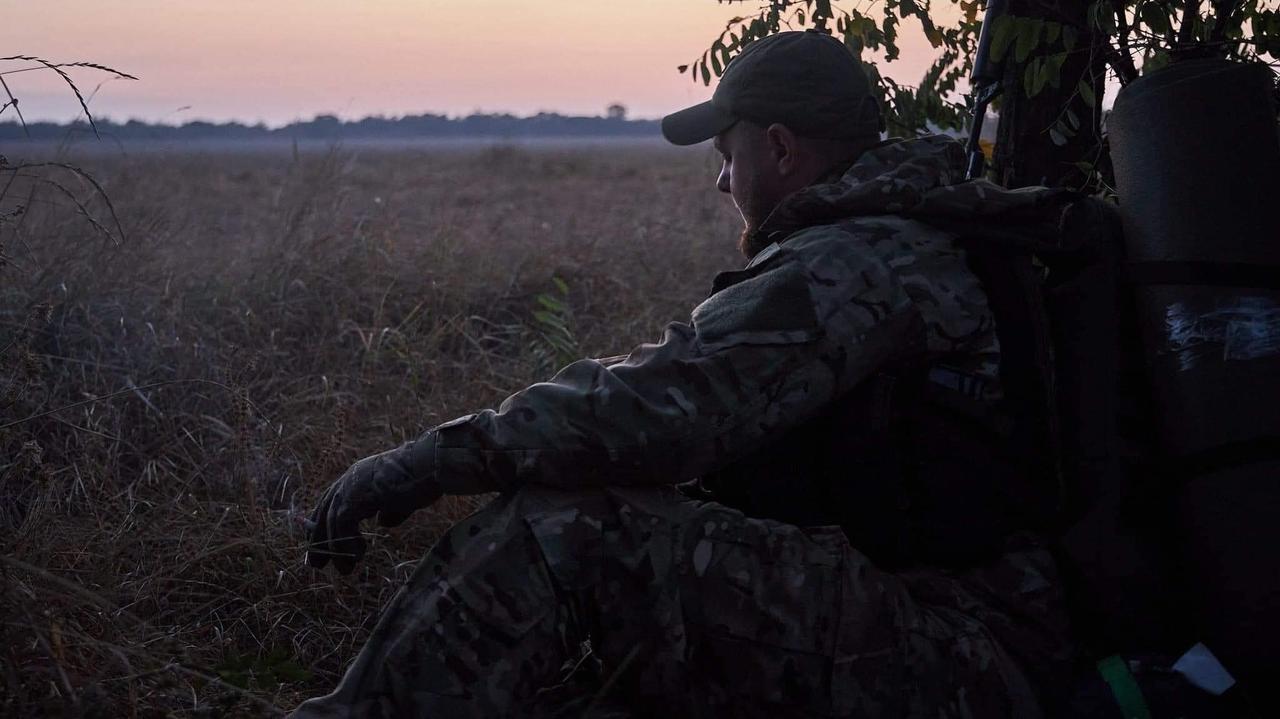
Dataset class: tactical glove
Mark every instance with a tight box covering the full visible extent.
[305,437,441,574]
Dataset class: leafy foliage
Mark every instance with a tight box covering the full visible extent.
[216,648,312,689]
[682,1,984,135]
[1087,0,1280,82]
[528,276,580,374]
[686,1,1280,141]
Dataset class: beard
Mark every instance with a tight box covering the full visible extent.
[738,223,772,259]
[734,196,773,259]
[732,175,783,260]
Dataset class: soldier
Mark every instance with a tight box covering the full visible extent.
[294,30,1074,718]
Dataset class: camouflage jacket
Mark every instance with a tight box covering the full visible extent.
[422,135,1075,502]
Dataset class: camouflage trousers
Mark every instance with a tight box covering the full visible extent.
[291,486,1068,718]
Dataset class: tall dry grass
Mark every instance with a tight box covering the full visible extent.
[1,140,740,716]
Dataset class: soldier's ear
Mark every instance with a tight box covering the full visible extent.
[764,123,801,176]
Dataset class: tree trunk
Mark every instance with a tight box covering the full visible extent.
[992,0,1107,189]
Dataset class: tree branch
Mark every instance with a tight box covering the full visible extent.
[1208,0,1244,45]
[1177,0,1201,48]
[1109,0,1141,83]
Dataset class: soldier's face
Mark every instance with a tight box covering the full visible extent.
[714,122,786,257]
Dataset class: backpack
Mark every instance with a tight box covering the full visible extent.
[950,193,1276,716]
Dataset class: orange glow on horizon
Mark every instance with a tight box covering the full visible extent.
[4,0,946,127]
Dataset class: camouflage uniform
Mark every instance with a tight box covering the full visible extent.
[293,135,1075,718]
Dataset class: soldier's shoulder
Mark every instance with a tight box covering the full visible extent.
[789,216,967,268]
[776,222,868,261]
[766,224,910,310]
[778,217,945,269]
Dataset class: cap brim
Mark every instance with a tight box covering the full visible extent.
[661,100,737,146]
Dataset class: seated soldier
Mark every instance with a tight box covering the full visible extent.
[293,30,1073,718]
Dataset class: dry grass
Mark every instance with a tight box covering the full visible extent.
[0,140,741,716]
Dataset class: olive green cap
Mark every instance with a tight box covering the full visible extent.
[662,30,885,146]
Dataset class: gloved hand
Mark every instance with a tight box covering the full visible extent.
[304,438,441,573]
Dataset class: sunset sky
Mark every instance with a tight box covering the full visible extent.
[4,1,946,127]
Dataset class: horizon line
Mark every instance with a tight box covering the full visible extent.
[1,107,672,132]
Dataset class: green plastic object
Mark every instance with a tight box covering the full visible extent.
[1096,655,1152,719]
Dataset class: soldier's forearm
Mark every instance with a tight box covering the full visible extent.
[423,230,921,496]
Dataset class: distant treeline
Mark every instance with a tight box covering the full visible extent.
[0,112,662,142]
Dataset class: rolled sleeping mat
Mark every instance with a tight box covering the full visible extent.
[1110,58,1280,456]
[1110,58,1280,707]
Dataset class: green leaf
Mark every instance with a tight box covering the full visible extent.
[1024,60,1039,98]
[700,60,711,85]
[862,60,880,82]
[990,15,1017,63]
[711,52,723,76]
[1066,108,1081,131]
[1143,50,1171,74]
[1044,21,1061,46]
[537,295,566,312]
[1015,18,1045,64]
[924,25,945,48]
[1062,26,1079,52]
[1035,59,1052,96]
[845,32,865,55]
[533,310,567,330]
[1100,4,1118,33]
[816,0,838,24]
[1050,127,1069,146]
[677,64,689,73]
[1078,79,1097,107]
[881,16,899,61]
[860,15,879,41]
[1046,52,1067,89]
[1087,1,1116,33]
[1139,2,1172,36]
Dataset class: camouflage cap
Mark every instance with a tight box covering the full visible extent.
[662,30,885,146]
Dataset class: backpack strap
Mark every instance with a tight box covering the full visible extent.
[953,229,1066,530]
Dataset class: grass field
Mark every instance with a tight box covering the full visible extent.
[1,140,742,716]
